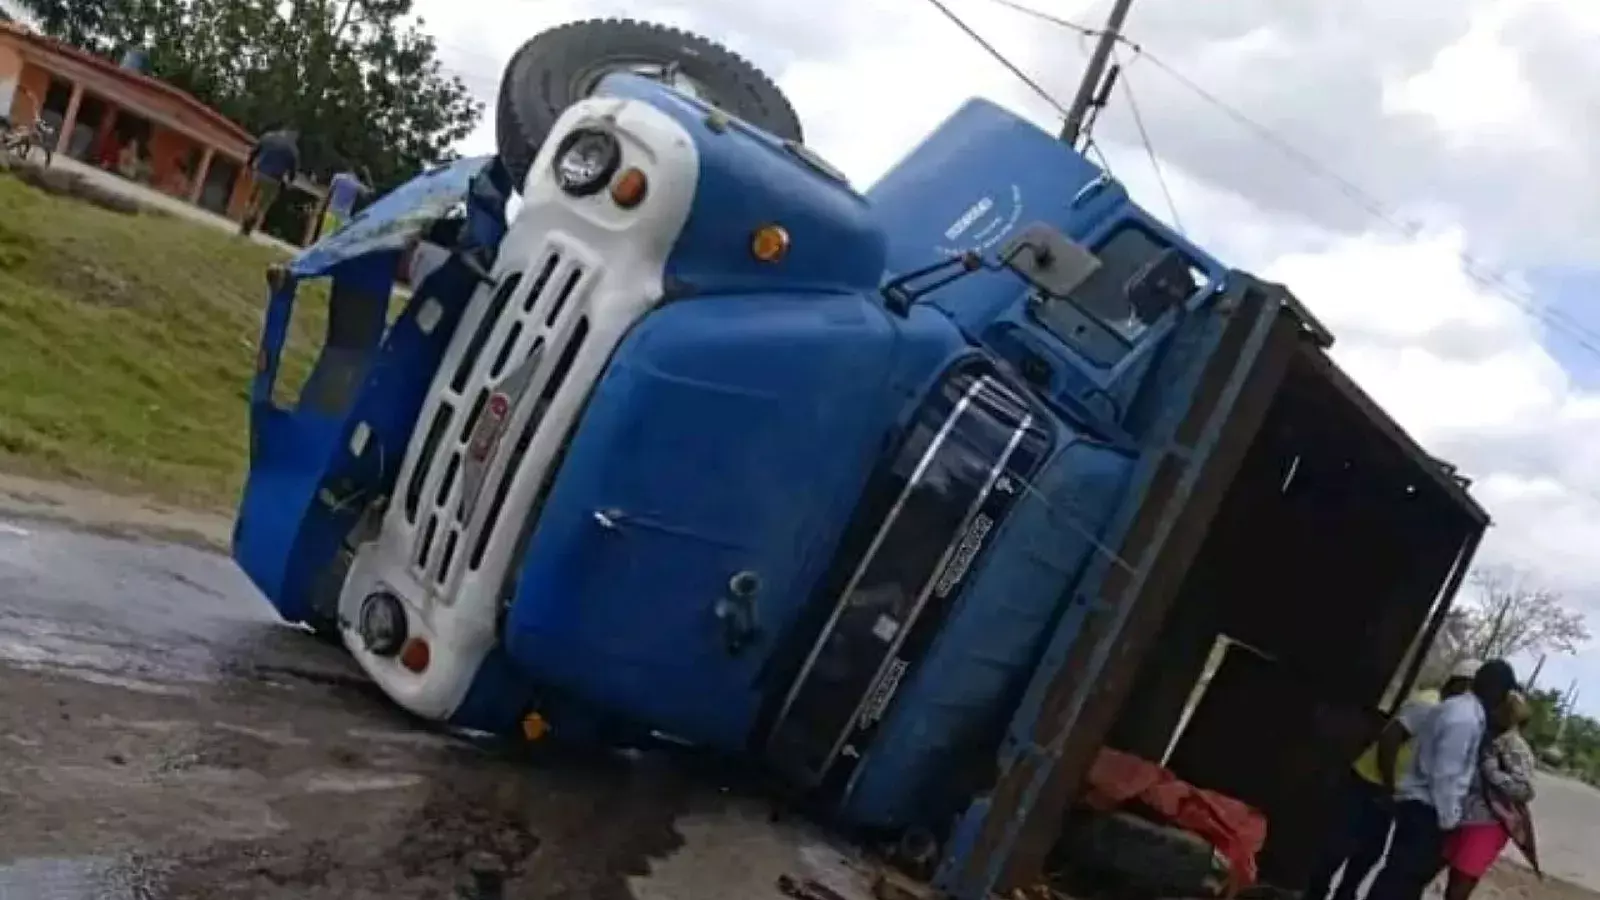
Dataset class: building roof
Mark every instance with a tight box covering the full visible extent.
[0,22,254,154]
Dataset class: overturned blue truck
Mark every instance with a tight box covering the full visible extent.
[230,19,1489,899]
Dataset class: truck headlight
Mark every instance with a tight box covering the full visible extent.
[552,128,621,197]
[357,590,408,657]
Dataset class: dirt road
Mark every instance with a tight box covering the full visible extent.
[0,515,858,899]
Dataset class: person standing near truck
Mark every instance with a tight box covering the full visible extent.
[240,127,300,238]
[1441,690,1540,900]
[318,164,371,239]
[1303,659,1480,900]
[1367,659,1519,900]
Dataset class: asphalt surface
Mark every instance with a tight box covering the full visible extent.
[0,516,859,900]
[1526,772,1600,891]
[2,513,1598,900]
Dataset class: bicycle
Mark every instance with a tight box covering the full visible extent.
[1,116,56,167]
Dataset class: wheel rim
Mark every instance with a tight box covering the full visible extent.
[575,58,715,102]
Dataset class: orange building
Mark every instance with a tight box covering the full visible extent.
[0,22,255,219]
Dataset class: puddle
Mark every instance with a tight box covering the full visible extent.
[629,802,858,900]
[0,855,166,898]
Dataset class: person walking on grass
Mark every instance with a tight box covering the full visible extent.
[1441,690,1541,900]
[1303,659,1482,900]
[240,127,300,238]
[1366,659,1520,900]
[317,163,371,240]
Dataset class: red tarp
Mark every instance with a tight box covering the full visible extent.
[1081,747,1269,894]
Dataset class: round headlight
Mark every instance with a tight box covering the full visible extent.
[552,128,621,197]
[357,590,408,657]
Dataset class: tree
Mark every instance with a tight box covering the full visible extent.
[1417,565,1590,686]
[19,0,481,194]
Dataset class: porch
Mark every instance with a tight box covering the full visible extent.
[1,22,254,220]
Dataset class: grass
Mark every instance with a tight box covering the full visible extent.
[0,171,326,511]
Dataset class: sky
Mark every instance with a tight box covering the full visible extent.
[412,0,1600,713]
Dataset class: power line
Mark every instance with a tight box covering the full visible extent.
[972,0,1600,360]
[978,0,1101,38]
[1114,50,1184,236]
[1082,138,1117,180]
[1128,48,1600,359]
[917,0,1071,118]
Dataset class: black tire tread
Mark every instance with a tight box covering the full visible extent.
[495,18,804,188]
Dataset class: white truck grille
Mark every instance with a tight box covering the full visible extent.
[399,239,593,597]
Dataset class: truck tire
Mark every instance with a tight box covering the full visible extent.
[494,18,804,188]
[303,547,353,649]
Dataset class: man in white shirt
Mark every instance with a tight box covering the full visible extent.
[1366,659,1518,900]
[1303,659,1479,900]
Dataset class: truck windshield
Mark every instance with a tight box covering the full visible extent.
[1033,224,1203,345]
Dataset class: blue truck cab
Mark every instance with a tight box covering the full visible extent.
[235,71,1236,841]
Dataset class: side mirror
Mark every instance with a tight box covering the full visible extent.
[1124,248,1198,324]
[998,222,1101,299]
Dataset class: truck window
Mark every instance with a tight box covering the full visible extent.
[271,281,395,415]
[1032,224,1206,347]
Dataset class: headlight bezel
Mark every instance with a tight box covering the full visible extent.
[357,590,409,657]
[551,127,623,197]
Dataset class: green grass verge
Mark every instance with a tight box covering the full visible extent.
[0,172,324,511]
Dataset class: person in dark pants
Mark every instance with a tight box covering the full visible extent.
[1366,659,1519,900]
[1303,660,1480,900]
[240,127,300,237]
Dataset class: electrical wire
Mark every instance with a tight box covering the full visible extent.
[963,0,1600,521]
[1082,138,1116,180]
[1133,49,1600,357]
[978,0,1102,39]
[918,0,1072,118]
[1114,49,1184,236]
[972,0,1600,361]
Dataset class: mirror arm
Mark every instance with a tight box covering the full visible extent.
[882,251,984,316]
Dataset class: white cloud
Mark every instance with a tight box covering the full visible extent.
[413,0,1600,706]
[1383,0,1541,143]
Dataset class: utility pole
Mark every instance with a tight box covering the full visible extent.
[1526,653,1547,692]
[1554,678,1579,743]
[1060,0,1136,146]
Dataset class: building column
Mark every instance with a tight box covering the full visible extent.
[55,81,84,156]
[189,146,215,204]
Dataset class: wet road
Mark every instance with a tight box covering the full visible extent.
[0,517,854,899]
[5,515,1599,900]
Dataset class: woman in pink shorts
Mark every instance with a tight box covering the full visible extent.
[1442,691,1541,900]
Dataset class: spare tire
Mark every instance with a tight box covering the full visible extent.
[494,18,804,189]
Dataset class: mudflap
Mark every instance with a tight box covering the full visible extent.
[763,363,1050,797]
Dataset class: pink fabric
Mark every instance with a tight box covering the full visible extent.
[1444,822,1511,879]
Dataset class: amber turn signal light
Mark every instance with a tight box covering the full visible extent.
[610,167,649,209]
[521,712,550,742]
[751,224,790,263]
